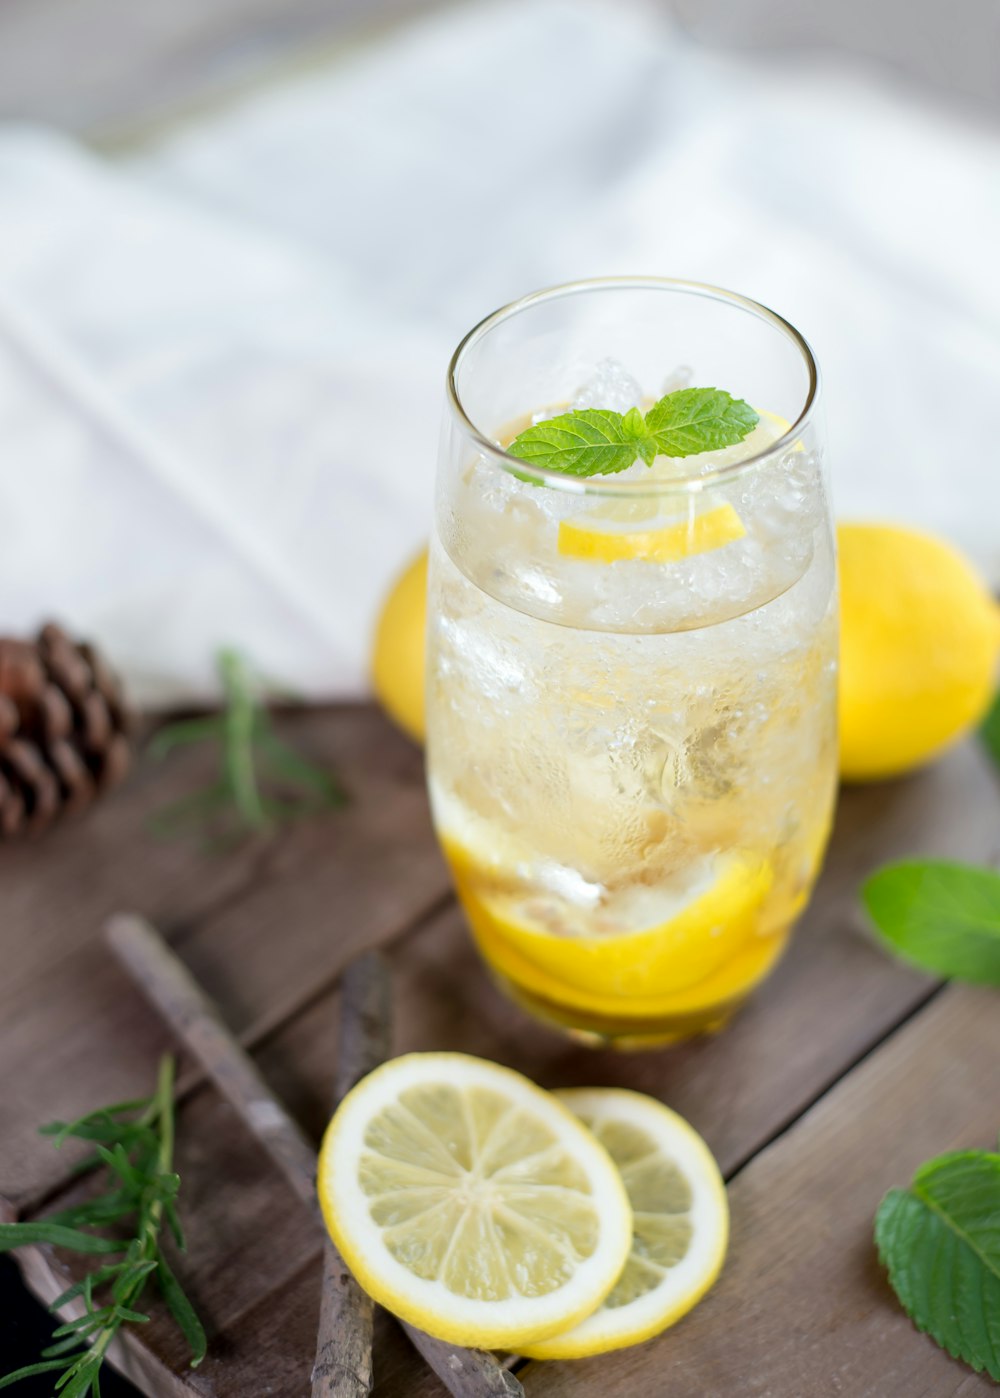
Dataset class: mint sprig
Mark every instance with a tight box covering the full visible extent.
[875,1149,1000,1380]
[862,860,1000,985]
[507,387,759,478]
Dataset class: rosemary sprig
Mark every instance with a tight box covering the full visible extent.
[149,648,345,842]
[0,1056,206,1395]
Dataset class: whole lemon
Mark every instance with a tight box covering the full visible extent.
[371,550,428,742]
[838,523,1000,781]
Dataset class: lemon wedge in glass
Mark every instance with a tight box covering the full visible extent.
[445,840,774,1017]
[522,1088,728,1359]
[317,1053,633,1349]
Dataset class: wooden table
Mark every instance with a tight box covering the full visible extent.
[2,705,998,1396]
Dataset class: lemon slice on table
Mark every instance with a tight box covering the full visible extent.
[558,499,745,564]
[522,1089,728,1359]
[317,1053,633,1349]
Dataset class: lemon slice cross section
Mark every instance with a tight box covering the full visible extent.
[318,1053,633,1349]
[522,1088,729,1359]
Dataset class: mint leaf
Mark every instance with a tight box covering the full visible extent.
[620,406,658,464]
[645,387,759,458]
[875,1150,1000,1380]
[506,409,645,477]
[505,387,758,478]
[862,860,1000,985]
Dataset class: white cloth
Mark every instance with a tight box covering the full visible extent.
[0,0,998,704]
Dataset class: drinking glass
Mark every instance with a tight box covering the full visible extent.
[426,278,837,1046]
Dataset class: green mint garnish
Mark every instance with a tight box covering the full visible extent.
[507,387,759,478]
[862,860,1000,985]
[875,1149,1000,1380]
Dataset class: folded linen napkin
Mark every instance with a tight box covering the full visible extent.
[0,0,997,703]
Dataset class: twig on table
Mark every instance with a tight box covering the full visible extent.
[104,913,525,1398]
[311,954,391,1398]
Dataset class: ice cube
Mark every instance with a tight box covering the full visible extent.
[572,358,643,413]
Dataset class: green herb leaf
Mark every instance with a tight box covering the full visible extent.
[505,387,758,479]
[49,1266,125,1312]
[0,1360,72,1389]
[0,1055,207,1393]
[644,387,760,457]
[875,1150,1000,1380]
[41,1336,89,1360]
[151,648,345,845]
[58,1360,102,1398]
[863,860,1000,985]
[0,1222,127,1255]
[157,1250,208,1366]
[506,409,647,477]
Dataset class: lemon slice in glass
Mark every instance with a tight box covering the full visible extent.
[555,405,803,565]
[446,842,773,1014]
[558,500,745,564]
[317,1053,633,1349]
[522,1088,728,1359]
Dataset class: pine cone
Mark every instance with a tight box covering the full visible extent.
[0,623,132,838]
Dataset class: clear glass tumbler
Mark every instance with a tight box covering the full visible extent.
[426,279,837,1046]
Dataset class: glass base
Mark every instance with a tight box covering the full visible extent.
[492,971,744,1049]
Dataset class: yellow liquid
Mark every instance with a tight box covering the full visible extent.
[442,817,829,1046]
[427,424,838,1045]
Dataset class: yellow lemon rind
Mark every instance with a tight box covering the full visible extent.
[371,550,428,743]
[837,522,1000,781]
[317,1052,633,1350]
[558,502,746,565]
[521,1088,728,1360]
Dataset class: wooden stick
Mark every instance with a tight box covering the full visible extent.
[105,913,525,1398]
[311,954,390,1398]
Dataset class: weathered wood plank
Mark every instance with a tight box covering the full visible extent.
[0,706,448,1209]
[7,716,1000,1395]
[0,0,436,140]
[0,718,266,1009]
[526,980,1000,1397]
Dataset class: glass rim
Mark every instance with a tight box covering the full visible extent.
[445,276,820,496]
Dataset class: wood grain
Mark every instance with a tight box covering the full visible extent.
[4,708,999,1396]
[0,706,449,1210]
[313,954,391,1398]
[526,981,1000,1397]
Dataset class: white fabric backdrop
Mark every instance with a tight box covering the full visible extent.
[0,0,998,704]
